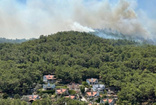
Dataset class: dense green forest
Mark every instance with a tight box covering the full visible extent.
[0,99,27,105]
[0,31,156,104]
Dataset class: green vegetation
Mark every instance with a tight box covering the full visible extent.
[80,86,85,94]
[82,81,89,87]
[53,97,87,105]
[32,98,52,105]
[0,31,156,104]
[55,86,67,89]
[32,97,87,105]
[0,99,27,105]
[69,90,76,95]
[38,89,55,96]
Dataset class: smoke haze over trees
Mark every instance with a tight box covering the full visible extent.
[0,0,156,41]
[0,38,28,43]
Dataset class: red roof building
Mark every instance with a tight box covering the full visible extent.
[86,91,99,98]
[86,78,98,85]
[43,75,56,83]
[65,95,76,99]
[55,88,69,95]
[101,99,114,105]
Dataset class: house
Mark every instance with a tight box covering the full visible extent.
[68,83,79,92]
[65,95,76,99]
[22,95,40,103]
[86,78,98,85]
[107,91,115,95]
[43,83,55,90]
[55,88,69,95]
[92,84,105,92]
[86,91,99,98]
[43,75,56,83]
[101,99,114,105]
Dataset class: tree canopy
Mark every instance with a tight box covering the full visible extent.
[0,31,156,104]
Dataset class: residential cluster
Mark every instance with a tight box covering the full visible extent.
[22,75,118,105]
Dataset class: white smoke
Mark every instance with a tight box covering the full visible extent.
[71,22,95,32]
[0,0,155,40]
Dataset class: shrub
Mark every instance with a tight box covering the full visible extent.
[42,90,55,94]
[14,94,21,99]
[42,93,49,99]
[82,81,88,86]
[55,86,67,89]
[38,90,55,96]
[69,90,76,95]
[80,86,85,94]
[3,93,9,99]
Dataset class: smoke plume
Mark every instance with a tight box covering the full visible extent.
[0,0,155,41]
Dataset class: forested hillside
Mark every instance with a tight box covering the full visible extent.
[0,31,156,104]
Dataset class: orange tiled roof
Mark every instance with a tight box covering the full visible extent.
[86,92,97,96]
[103,99,113,103]
[28,95,39,101]
[45,75,56,80]
[65,95,76,99]
[56,89,67,94]
[87,78,97,83]
[88,103,99,105]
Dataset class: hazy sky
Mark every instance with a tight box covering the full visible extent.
[0,0,155,39]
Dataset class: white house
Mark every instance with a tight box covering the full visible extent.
[93,84,105,92]
[43,83,55,90]
[43,75,56,83]
[86,78,98,85]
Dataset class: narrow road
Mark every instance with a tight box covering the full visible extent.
[80,93,88,102]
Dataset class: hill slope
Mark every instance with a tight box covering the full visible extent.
[0,31,156,104]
